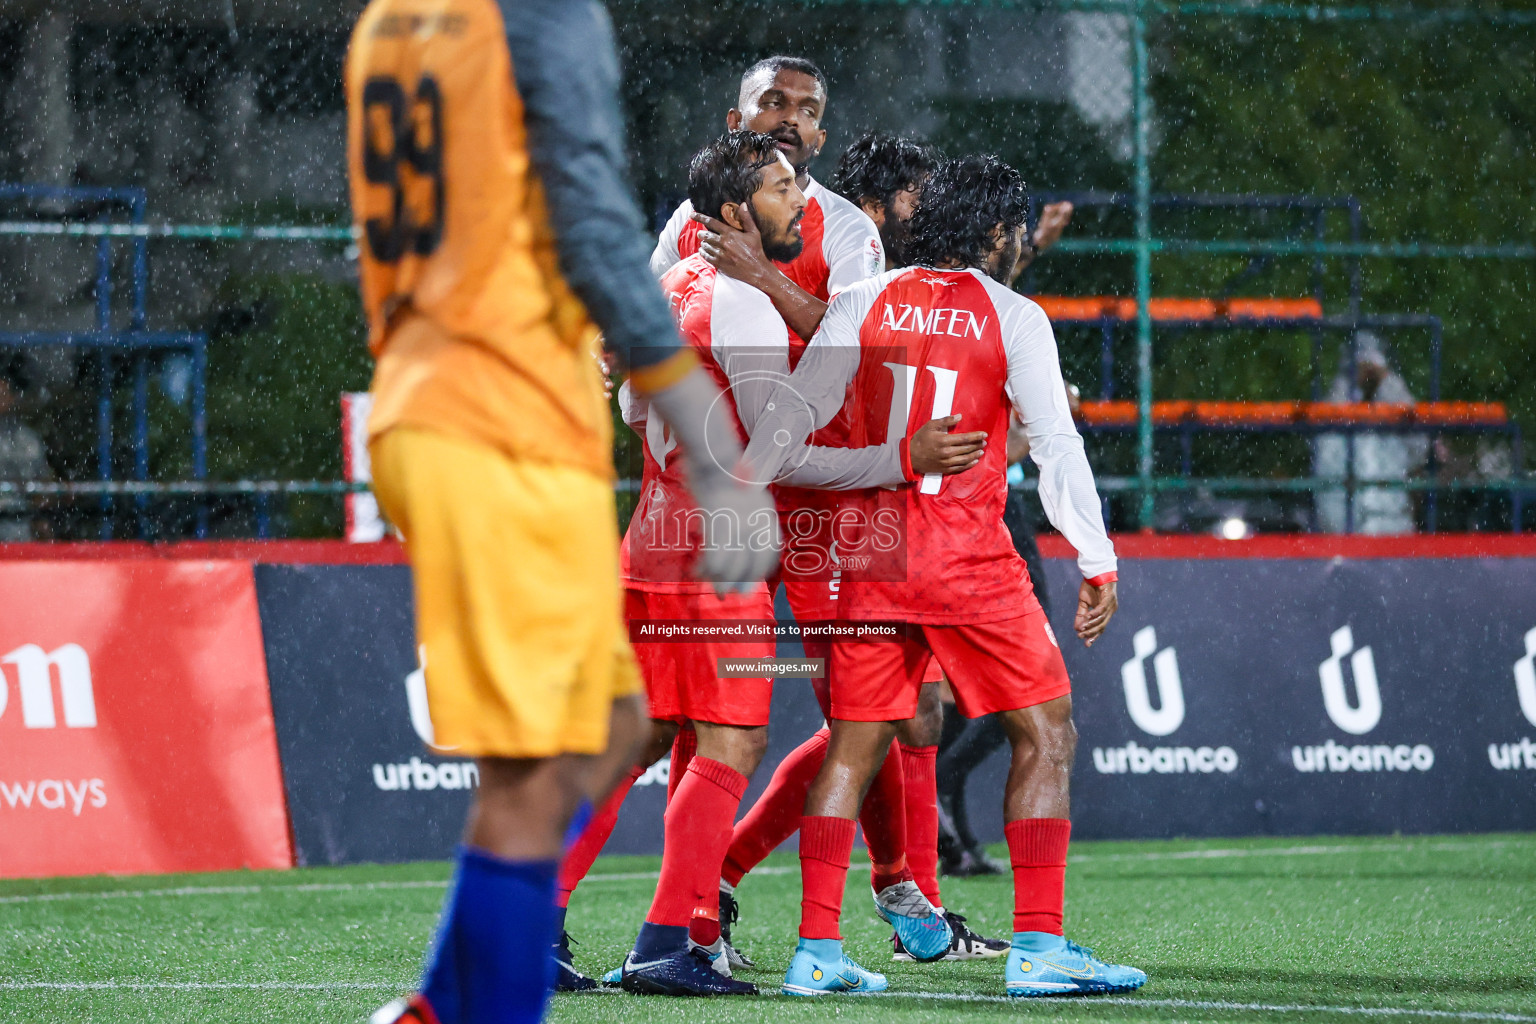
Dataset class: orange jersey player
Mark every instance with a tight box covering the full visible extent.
[347,3,776,1024]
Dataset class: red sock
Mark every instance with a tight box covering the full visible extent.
[646,757,749,929]
[899,743,941,907]
[667,725,697,803]
[557,764,643,905]
[799,815,857,940]
[860,740,911,892]
[1005,818,1072,934]
[721,728,829,886]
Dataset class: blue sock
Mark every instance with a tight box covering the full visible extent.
[632,922,689,961]
[420,846,559,1024]
[798,937,843,962]
[563,799,593,850]
[1013,930,1067,952]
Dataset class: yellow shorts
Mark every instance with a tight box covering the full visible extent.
[369,427,643,758]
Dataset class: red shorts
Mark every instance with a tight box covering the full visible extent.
[625,588,775,726]
[784,578,838,623]
[805,636,942,718]
[827,604,1070,722]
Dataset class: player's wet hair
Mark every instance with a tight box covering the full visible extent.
[739,55,828,106]
[831,133,938,212]
[904,155,1029,270]
[687,130,785,221]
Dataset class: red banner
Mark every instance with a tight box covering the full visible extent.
[0,560,293,877]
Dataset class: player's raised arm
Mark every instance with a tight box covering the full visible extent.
[996,294,1118,644]
[715,283,978,491]
[693,206,830,341]
[503,0,776,587]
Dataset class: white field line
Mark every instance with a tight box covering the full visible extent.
[585,988,1536,1021]
[0,880,448,905]
[876,993,1536,1021]
[0,982,405,991]
[0,839,1517,907]
[1069,839,1515,865]
[0,865,800,905]
[4,981,1531,1021]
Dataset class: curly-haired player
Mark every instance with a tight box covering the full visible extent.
[746,156,1146,999]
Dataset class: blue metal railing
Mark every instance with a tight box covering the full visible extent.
[0,184,209,538]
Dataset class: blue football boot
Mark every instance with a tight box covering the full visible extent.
[619,946,758,996]
[1006,936,1148,997]
[600,965,623,987]
[782,938,888,997]
[871,881,952,962]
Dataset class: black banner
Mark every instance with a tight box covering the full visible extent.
[963,556,1536,842]
[256,565,476,866]
[255,558,1536,864]
[254,566,827,865]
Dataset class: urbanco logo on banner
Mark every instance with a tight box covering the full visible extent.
[1318,626,1381,735]
[1292,626,1433,773]
[0,643,108,815]
[1122,626,1184,735]
[1094,626,1239,776]
[1488,626,1536,771]
[372,646,478,794]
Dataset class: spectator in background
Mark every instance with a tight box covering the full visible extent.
[0,354,51,541]
[1314,333,1427,534]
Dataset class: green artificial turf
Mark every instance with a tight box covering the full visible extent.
[1,834,1532,1023]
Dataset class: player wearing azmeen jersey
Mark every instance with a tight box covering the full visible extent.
[715,132,1015,968]
[745,156,1145,999]
[617,130,964,1000]
[555,132,981,995]
[348,4,775,1023]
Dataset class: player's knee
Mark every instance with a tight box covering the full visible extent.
[900,683,945,747]
[740,724,770,770]
[604,694,647,761]
[1025,697,1077,769]
[640,717,680,766]
[1044,716,1078,770]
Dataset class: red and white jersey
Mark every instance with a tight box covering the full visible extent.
[743,266,1117,625]
[621,255,904,594]
[649,176,884,318]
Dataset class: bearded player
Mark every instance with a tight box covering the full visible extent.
[613,129,985,997]
[347,3,777,1023]
[667,76,972,967]
[744,156,1146,998]
[559,53,926,975]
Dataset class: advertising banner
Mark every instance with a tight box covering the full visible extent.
[257,564,477,866]
[253,552,1536,864]
[0,561,292,877]
[960,556,1536,843]
[254,564,828,864]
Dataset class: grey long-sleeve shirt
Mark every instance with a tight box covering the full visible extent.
[499,0,681,372]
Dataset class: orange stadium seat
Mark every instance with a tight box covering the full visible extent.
[1303,403,1412,426]
[1414,401,1508,426]
[1076,400,1508,428]
[1032,296,1324,322]
[1194,401,1304,425]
